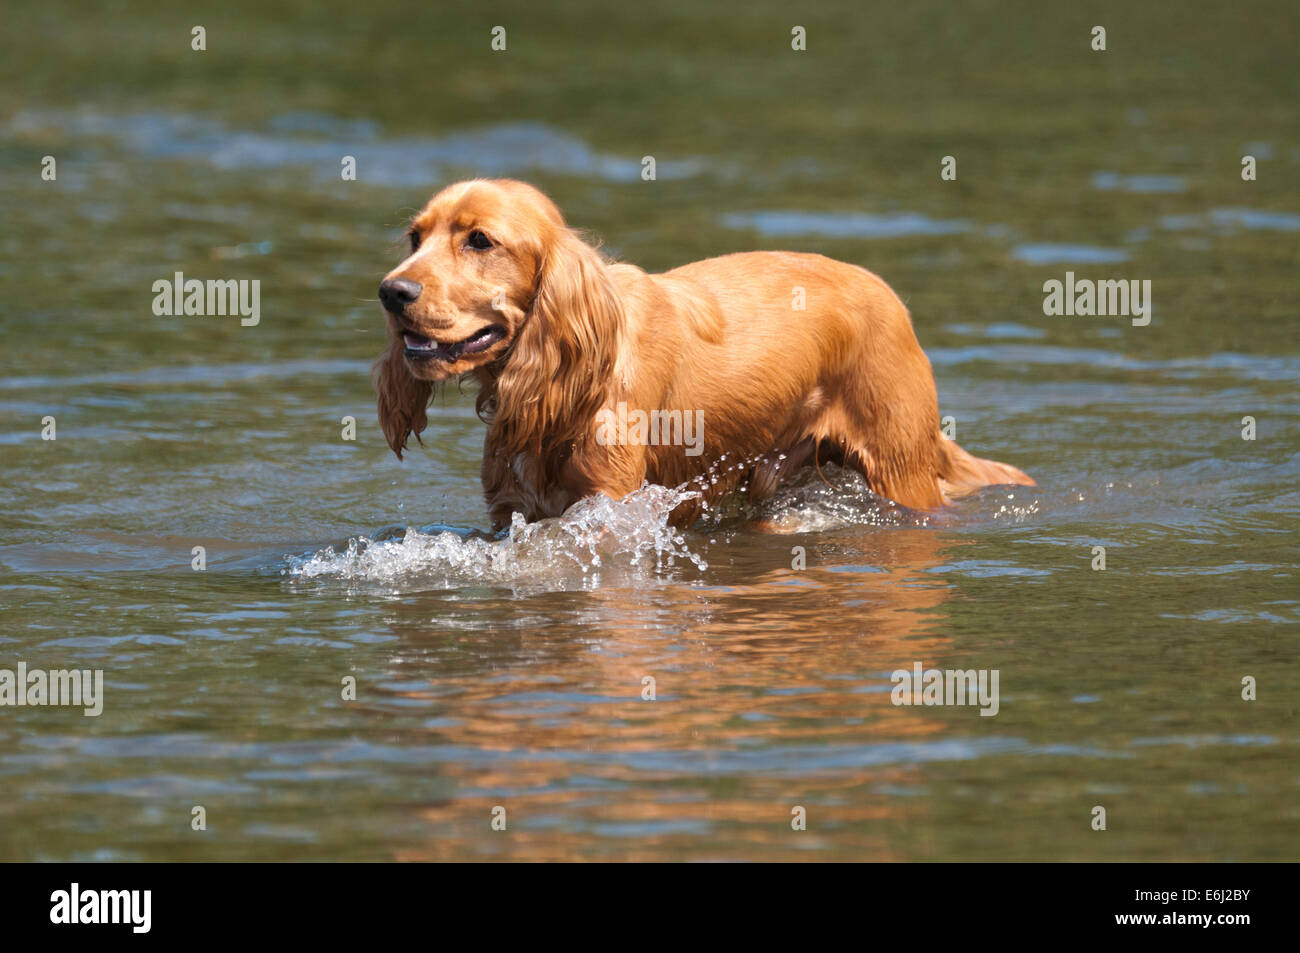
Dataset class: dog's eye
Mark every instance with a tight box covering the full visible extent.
[466,230,494,251]
[408,230,421,253]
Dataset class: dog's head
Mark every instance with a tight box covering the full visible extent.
[378,179,563,381]
[374,179,624,458]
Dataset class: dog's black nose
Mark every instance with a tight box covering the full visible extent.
[379,278,422,311]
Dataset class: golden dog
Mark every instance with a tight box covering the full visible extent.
[374,179,1033,529]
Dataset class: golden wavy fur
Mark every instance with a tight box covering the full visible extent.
[374,179,1033,529]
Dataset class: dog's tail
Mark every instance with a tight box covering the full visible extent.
[936,435,1035,498]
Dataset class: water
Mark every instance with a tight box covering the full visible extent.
[1,0,1297,861]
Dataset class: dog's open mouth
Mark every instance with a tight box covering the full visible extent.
[403,325,506,362]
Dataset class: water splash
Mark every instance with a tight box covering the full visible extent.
[282,457,1045,591]
[283,483,706,590]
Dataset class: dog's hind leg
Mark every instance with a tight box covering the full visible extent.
[838,434,947,510]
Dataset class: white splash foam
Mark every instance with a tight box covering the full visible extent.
[284,483,706,590]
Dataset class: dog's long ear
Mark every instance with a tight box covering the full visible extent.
[493,229,624,465]
[373,332,433,458]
